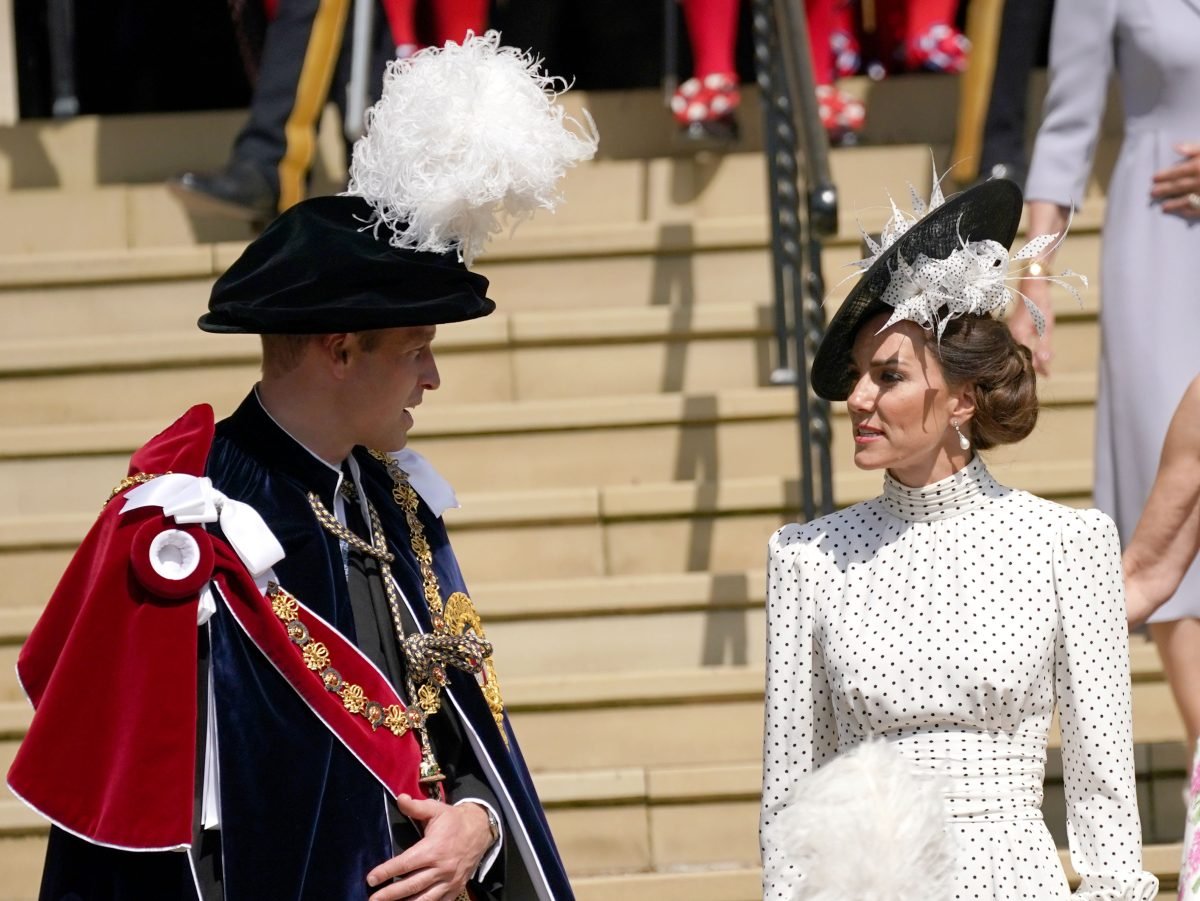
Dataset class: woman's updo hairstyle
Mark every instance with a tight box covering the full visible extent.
[936,314,1038,450]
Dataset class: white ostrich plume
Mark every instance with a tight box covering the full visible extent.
[346,30,598,266]
[777,740,956,901]
[849,162,1087,340]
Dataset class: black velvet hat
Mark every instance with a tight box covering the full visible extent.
[198,195,495,335]
[810,178,1024,401]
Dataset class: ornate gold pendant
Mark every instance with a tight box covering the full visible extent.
[444,592,508,742]
[418,752,446,785]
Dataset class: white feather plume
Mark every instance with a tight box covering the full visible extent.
[777,740,957,901]
[845,168,1086,339]
[346,30,598,265]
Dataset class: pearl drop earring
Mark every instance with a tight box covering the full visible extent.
[952,419,971,451]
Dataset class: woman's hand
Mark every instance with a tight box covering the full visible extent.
[1008,276,1055,377]
[1151,142,1200,218]
[1124,572,1160,631]
[1013,202,1070,378]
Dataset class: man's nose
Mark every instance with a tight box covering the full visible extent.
[422,350,441,391]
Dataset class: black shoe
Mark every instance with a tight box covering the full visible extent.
[167,161,278,222]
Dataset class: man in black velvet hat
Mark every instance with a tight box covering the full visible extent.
[10,32,596,901]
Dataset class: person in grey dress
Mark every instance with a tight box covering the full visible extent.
[1013,0,1200,753]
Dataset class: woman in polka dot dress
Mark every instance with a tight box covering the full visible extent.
[759,178,1159,900]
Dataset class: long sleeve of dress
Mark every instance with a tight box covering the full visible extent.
[1024,0,1118,207]
[1053,510,1158,900]
[760,524,838,901]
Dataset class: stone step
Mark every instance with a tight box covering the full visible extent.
[0,630,1183,889]
[0,543,1176,679]
[0,234,779,343]
[0,361,1101,512]
[0,135,870,253]
[0,151,768,254]
[0,270,1103,424]
[0,557,1178,679]
[0,143,1117,264]
[0,108,341,193]
[0,566,766,631]
[0,784,1180,901]
[0,71,1119,188]
[0,454,1096,591]
[0,858,1182,901]
[0,767,1187,891]
[0,101,1117,252]
[0,231,774,329]
[0,637,1181,763]
[0,303,777,418]
[0,187,1106,334]
[589,869,1187,901]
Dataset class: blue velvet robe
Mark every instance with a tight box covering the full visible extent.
[39,392,572,901]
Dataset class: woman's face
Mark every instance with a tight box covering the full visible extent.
[845,313,975,486]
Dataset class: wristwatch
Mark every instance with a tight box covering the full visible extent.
[479,804,501,845]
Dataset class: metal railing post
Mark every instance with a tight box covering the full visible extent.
[752,0,837,519]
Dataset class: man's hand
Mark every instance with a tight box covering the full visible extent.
[366,794,494,901]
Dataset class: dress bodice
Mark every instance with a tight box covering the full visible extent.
[816,459,1058,821]
[1113,0,1200,137]
[761,459,1157,901]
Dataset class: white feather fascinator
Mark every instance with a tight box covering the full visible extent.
[346,30,599,266]
[851,164,1088,341]
[811,170,1088,400]
[777,740,956,901]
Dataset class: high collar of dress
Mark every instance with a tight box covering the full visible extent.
[882,456,1001,523]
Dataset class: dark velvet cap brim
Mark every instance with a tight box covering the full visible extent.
[198,195,495,335]
[810,178,1024,401]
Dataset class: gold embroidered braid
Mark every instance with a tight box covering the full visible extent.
[104,472,168,508]
[267,582,417,738]
[367,450,508,742]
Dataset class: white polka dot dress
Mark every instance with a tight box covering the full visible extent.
[760,457,1159,900]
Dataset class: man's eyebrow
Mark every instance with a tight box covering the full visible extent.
[406,327,437,346]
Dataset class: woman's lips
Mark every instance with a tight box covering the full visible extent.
[854,425,884,445]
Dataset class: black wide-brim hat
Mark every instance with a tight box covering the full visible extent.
[198,195,495,334]
[810,178,1024,401]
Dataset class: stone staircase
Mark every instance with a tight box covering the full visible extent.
[0,77,1189,900]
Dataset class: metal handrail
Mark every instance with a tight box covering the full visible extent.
[751,0,837,521]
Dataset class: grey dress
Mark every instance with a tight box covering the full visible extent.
[1026,0,1200,622]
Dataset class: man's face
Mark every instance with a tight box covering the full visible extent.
[340,325,440,451]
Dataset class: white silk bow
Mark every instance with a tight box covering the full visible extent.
[121,474,286,577]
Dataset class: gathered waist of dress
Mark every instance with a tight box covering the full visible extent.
[886,731,1048,823]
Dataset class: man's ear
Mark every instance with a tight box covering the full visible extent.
[321,333,354,377]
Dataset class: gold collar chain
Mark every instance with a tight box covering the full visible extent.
[308,486,394,564]
[367,451,508,743]
[104,472,167,509]
[307,485,458,786]
[367,450,448,622]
